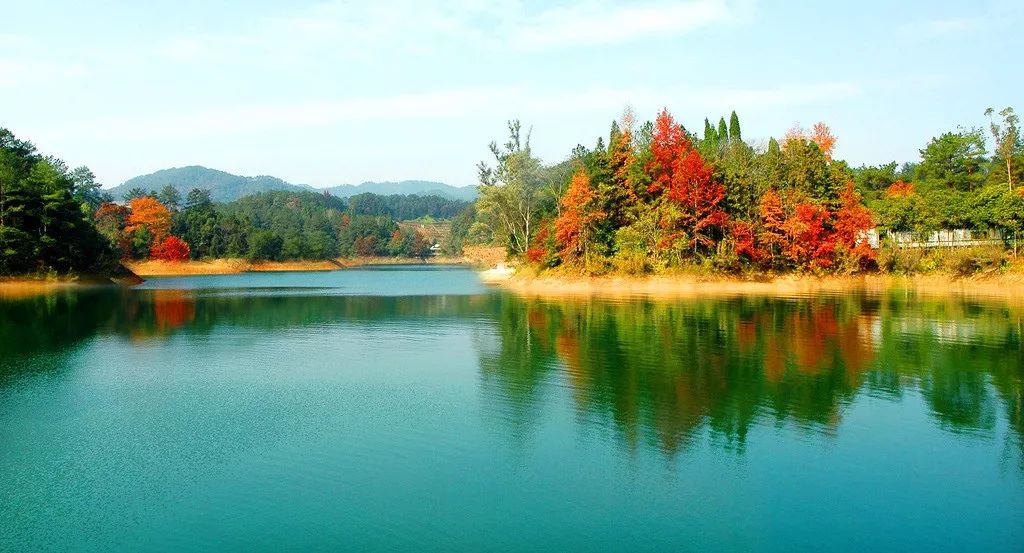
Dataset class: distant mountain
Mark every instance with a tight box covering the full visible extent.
[326,181,477,201]
[107,166,477,203]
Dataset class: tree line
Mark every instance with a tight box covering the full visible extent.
[98,189,438,262]
[0,127,473,274]
[471,106,1021,274]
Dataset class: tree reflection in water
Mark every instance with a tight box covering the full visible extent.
[1,287,1021,466]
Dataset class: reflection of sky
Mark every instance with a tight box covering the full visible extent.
[134,265,491,296]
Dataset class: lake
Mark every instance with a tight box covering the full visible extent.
[1,266,1022,551]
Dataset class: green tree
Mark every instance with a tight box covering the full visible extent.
[185,188,213,210]
[159,185,183,212]
[122,187,149,201]
[247,231,283,260]
[985,107,1020,191]
[69,166,105,210]
[917,129,987,191]
[717,117,728,143]
[728,111,741,141]
[703,118,717,145]
[476,120,547,256]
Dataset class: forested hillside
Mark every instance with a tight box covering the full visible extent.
[109,166,477,203]
[111,166,307,203]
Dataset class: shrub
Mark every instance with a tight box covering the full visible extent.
[150,236,191,262]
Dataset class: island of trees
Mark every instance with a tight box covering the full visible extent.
[470,106,1021,276]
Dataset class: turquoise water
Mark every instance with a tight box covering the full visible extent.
[1,266,1022,551]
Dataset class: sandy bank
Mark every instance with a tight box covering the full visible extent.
[489,271,1024,300]
[0,279,80,299]
[124,256,476,277]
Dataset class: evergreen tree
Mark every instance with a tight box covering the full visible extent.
[159,185,182,212]
[729,111,742,141]
[703,118,717,144]
[0,130,115,275]
[718,117,729,143]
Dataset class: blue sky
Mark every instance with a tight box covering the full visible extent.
[2,0,1020,188]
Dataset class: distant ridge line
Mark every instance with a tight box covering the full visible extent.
[106,165,477,202]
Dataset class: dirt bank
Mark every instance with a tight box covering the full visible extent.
[490,271,1024,301]
[124,255,478,277]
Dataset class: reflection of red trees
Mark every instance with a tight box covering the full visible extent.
[539,299,878,456]
[555,323,591,409]
[526,307,551,351]
[153,291,195,331]
[749,304,876,382]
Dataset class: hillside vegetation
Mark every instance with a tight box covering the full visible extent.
[109,165,477,202]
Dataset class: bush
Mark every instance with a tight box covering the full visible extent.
[942,246,1006,276]
[878,244,1007,275]
[150,236,191,262]
[612,223,653,275]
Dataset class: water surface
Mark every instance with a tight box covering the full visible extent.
[1,266,1022,551]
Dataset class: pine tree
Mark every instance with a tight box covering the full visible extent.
[159,185,182,212]
[768,137,781,156]
[729,111,741,141]
[717,117,728,143]
[703,118,717,144]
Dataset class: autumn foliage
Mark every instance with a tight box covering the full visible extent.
[150,235,191,261]
[885,180,916,197]
[555,170,604,260]
[784,122,837,160]
[94,196,193,261]
[811,122,837,161]
[125,197,172,243]
[512,107,876,274]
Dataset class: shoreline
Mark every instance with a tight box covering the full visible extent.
[123,256,474,277]
[485,271,1024,300]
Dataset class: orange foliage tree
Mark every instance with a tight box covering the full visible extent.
[757,189,787,265]
[811,122,837,161]
[885,180,916,197]
[125,197,172,243]
[783,122,837,161]
[555,170,605,261]
[833,183,875,265]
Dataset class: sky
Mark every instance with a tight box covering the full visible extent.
[1,0,1021,189]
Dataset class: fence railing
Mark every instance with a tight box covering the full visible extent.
[878,229,1006,249]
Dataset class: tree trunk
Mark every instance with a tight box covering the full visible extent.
[1008,158,1014,192]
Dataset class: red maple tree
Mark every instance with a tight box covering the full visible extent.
[149,235,191,262]
[782,202,834,269]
